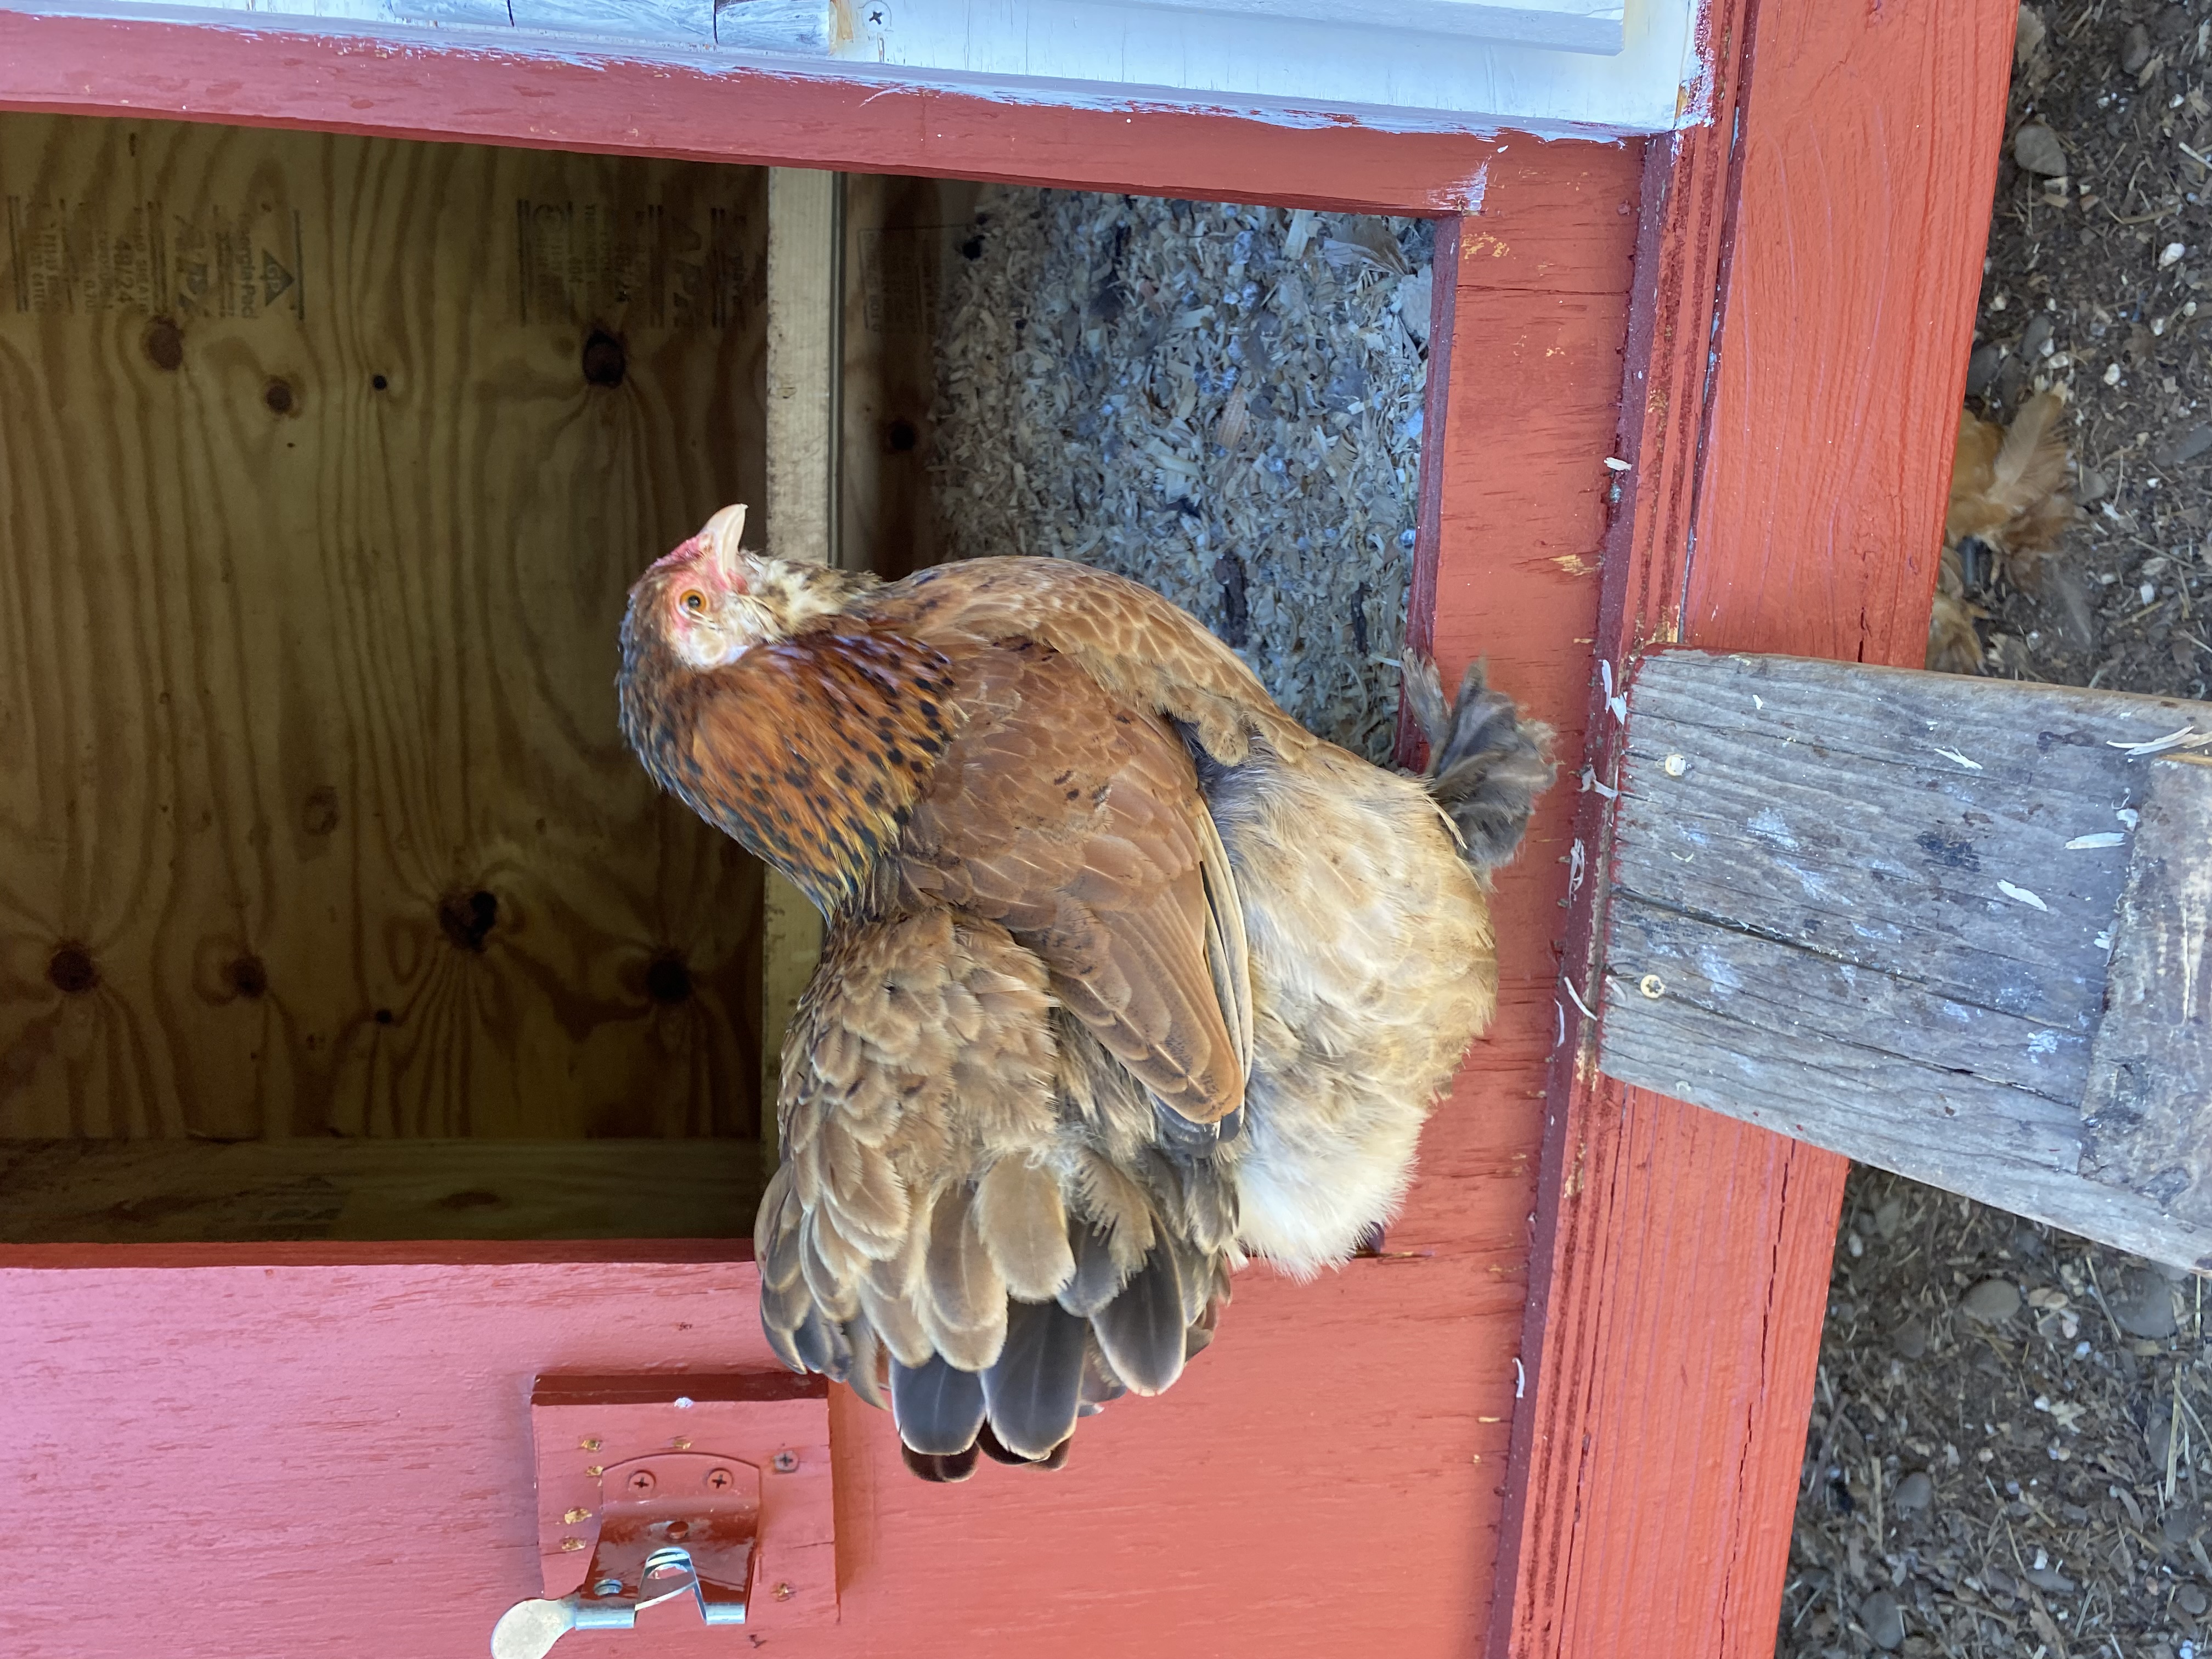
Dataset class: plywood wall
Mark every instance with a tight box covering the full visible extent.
[841,174,978,580]
[0,114,769,1142]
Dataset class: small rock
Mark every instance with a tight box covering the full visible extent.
[1892,1318,1930,1359]
[2157,1257,2195,1283]
[2124,21,2154,74]
[2014,121,2069,177]
[2156,3,2192,43]
[2112,1269,2181,1338]
[2021,313,2055,360]
[2183,1584,2210,1617]
[1859,1588,1907,1651]
[1962,1278,2023,1324]
[2016,3,2047,65]
[1894,1470,1936,1513]
[2009,1220,2046,1259]
[1966,341,2005,396]
[2024,1566,2076,1593]
[2079,464,2110,503]
[1874,1197,1905,1239]
[2153,424,2212,470]
[2163,1504,2201,1546]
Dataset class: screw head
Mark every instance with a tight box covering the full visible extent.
[559,1537,587,1553]
[1639,973,1667,1000]
[772,1582,796,1601]
[771,1451,799,1474]
[578,1438,602,1453]
[563,1507,591,1525]
[1663,753,1689,777]
[627,1469,657,1493]
[706,1466,736,1489]
[592,1578,623,1598]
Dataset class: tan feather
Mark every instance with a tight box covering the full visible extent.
[859,1273,936,1368]
[1065,1148,1159,1273]
[1926,543,1988,674]
[799,1209,862,1322]
[871,555,1315,766]
[922,1183,1009,1371]
[1195,798,1255,1085]
[973,1155,1077,1301]
[816,1113,909,1255]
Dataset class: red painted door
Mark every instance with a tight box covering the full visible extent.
[0,19,1643,1659]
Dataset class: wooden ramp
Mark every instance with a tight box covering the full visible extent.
[1600,651,2212,1271]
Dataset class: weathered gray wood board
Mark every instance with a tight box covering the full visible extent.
[2081,753,2212,1223]
[1597,650,2212,1270]
[0,1138,764,1243]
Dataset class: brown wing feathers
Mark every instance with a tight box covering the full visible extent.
[691,569,1259,1476]
[901,641,1247,1127]
[759,905,1237,1475]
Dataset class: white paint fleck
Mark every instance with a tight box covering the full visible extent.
[2065,832,2126,849]
[2096,930,2114,952]
[2028,1031,2059,1057]
[1753,694,1764,710]
[1999,881,2051,912]
[2118,807,2142,829]
[1931,746,1984,771]
[1748,809,1799,850]
[1514,1357,1526,1400]
[2109,724,2212,757]
[1560,974,1596,1021]
[1602,455,1631,472]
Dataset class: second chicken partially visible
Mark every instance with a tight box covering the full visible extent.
[1928,390,2084,674]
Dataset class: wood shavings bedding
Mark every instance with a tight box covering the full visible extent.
[932,188,1434,763]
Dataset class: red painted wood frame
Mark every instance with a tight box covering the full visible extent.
[0,4,2016,1656]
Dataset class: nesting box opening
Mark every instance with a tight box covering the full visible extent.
[0,111,771,1243]
[0,123,1437,1244]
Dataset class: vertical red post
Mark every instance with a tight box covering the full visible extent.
[1493,1,2021,1654]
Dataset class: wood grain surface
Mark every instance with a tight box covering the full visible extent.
[1397,142,1645,1639]
[2081,753,2212,1233]
[0,113,769,1146]
[0,1137,765,1242]
[1492,2,2023,1656]
[840,173,978,582]
[1600,650,2212,1270]
[2,1250,1526,1659]
[0,10,1508,217]
[0,104,1650,1659]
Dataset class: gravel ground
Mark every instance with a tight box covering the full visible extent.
[1778,5,2212,1655]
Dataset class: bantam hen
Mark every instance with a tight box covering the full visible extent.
[618,505,1551,1480]
[1926,390,2084,674]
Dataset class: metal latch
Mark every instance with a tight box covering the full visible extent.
[492,1373,835,1657]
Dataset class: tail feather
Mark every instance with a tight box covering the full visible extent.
[1404,656,1554,872]
[980,1298,1088,1459]
[890,1352,989,1455]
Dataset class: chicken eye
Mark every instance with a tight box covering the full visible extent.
[680,589,708,616]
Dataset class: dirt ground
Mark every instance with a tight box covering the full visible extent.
[1775,5,2212,1655]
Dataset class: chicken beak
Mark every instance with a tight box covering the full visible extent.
[702,503,749,588]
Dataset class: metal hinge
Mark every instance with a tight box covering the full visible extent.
[491,1373,835,1657]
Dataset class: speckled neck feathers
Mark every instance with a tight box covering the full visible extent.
[620,623,958,916]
